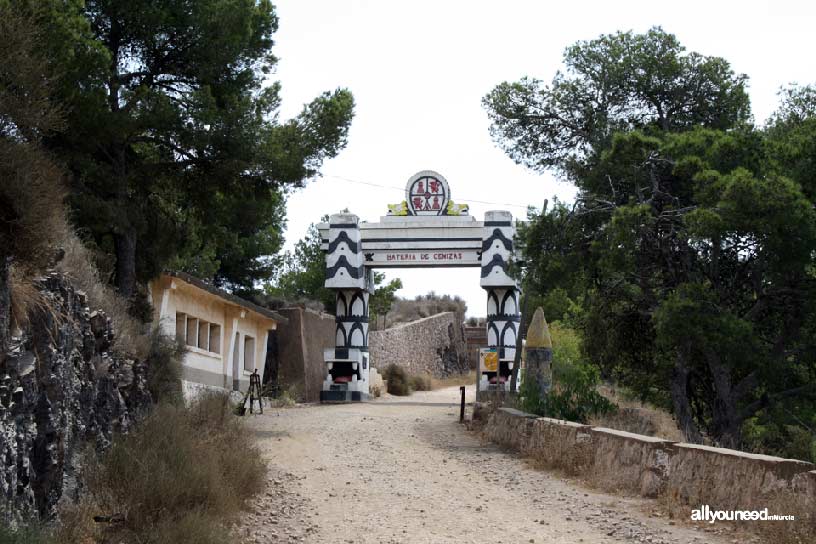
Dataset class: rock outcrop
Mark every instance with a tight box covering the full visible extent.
[0,273,151,524]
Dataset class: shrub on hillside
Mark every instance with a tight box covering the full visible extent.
[382,364,412,396]
[519,323,615,422]
[62,392,265,544]
[145,329,185,405]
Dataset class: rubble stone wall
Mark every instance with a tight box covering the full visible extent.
[369,312,468,377]
[482,407,815,535]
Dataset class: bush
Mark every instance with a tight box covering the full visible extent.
[519,323,615,422]
[410,373,432,391]
[382,364,412,396]
[64,392,265,544]
[55,230,150,358]
[145,329,185,405]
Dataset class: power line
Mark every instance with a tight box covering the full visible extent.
[323,174,533,210]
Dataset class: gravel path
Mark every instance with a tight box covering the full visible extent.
[235,387,752,544]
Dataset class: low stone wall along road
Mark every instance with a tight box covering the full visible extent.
[238,387,749,544]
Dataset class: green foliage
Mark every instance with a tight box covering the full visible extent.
[266,220,335,311]
[519,324,615,422]
[29,0,354,295]
[268,220,403,315]
[369,272,403,328]
[489,27,816,455]
[484,26,749,180]
[145,329,185,405]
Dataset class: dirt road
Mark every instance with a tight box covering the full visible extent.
[235,387,749,544]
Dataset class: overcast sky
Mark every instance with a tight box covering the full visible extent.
[271,0,816,317]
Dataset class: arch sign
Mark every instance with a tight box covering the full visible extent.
[318,170,520,402]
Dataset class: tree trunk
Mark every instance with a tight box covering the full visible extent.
[705,350,741,449]
[114,229,137,297]
[671,348,703,443]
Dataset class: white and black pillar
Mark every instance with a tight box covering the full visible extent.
[480,210,520,391]
[321,213,372,401]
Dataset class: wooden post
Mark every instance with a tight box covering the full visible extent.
[459,386,466,422]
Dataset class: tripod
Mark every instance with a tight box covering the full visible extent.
[248,369,263,414]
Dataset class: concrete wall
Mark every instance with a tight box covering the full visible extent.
[482,407,816,537]
[369,312,468,377]
[276,307,335,402]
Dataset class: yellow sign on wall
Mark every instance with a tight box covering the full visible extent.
[480,348,498,372]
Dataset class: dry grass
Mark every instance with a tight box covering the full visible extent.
[431,370,477,390]
[55,229,149,358]
[591,385,684,442]
[387,295,466,328]
[410,373,432,391]
[8,267,52,333]
[755,490,816,544]
[382,364,412,396]
[53,392,266,544]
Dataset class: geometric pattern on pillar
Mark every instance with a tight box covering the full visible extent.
[480,210,516,288]
[322,213,372,401]
[485,287,520,362]
[480,210,519,391]
[325,213,365,290]
[334,289,369,356]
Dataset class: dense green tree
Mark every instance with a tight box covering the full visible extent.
[267,220,334,311]
[267,218,403,317]
[27,0,354,296]
[369,272,403,329]
[484,27,749,182]
[488,28,816,454]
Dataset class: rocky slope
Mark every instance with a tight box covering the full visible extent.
[0,273,151,524]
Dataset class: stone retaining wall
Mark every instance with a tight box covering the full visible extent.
[369,312,467,377]
[482,407,815,536]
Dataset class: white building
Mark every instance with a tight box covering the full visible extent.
[148,271,286,396]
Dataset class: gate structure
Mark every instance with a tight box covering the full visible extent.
[318,170,520,402]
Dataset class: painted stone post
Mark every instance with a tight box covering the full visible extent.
[479,210,520,393]
[525,307,553,399]
[321,213,373,402]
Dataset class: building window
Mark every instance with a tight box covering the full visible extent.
[185,317,198,348]
[175,312,186,342]
[243,335,255,371]
[209,324,221,354]
[197,320,210,351]
[175,312,222,354]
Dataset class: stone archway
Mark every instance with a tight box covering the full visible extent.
[318,170,519,402]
